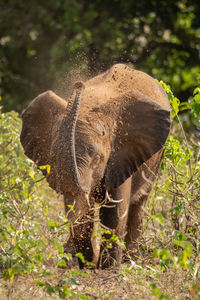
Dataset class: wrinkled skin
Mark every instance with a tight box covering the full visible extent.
[20,64,171,268]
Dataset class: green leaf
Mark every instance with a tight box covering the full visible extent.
[39,164,51,175]
[174,240,193,256]
[29,170,35,179]
[58,259,67,268]
[70,277,79,285]
[171,97,180,117]
[34,280,44,287]
[158,80,180,118]
[44,282,55,295]
[193,87,200,95]
[179,101,190,111]
[75,252,85,263]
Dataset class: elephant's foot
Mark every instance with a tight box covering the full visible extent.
[63,238,94,269]
[65,212,95,268]
[98,242,122,269]
[62,239,79,268]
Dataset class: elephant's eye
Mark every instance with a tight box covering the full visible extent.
[91,154,101,169]
[87,143,101,157]
[88,145,96,157]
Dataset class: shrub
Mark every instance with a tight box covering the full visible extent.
[0,101,82,298]
[141,83,200,296]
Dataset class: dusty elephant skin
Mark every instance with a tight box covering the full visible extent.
[20,64,171,269]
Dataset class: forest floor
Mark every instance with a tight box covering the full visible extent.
[0,261,192,300]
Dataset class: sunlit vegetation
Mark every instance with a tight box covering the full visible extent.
[0,85,200,299]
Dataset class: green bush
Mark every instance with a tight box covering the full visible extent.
[0,105,52,275]
[0,101,85,299]
[142,83,200,297]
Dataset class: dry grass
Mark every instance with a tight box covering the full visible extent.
[0,262,195,299]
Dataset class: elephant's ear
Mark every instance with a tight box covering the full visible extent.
[20,91,67,168]
[105,89,171,188]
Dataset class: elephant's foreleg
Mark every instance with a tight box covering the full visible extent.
[125,149,164,254]
[98,177,131,268]
[63,192,95,268]
[70,210,95,269]
[124,200,145,254]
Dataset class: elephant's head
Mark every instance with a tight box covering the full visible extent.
[20,64,171,223]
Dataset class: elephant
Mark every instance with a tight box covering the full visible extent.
[20,63,171,269]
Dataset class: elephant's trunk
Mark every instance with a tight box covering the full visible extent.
[56,82,87,194]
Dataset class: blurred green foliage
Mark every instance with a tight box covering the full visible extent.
[0,0,200,111]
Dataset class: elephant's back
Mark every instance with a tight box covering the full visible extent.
[82,64,170,111]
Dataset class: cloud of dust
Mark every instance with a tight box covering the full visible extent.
[54,52,97,101]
